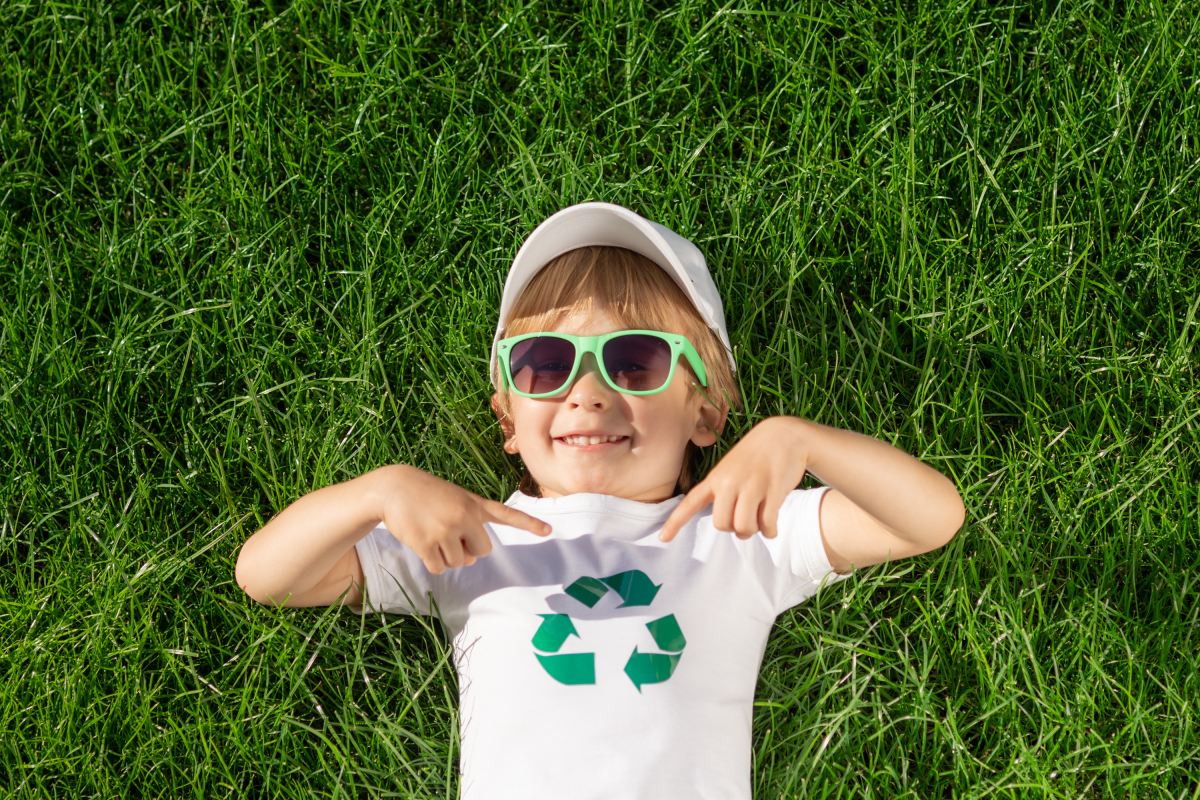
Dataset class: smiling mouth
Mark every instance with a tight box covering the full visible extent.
[556,434,629,446]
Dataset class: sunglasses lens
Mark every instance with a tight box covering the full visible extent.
[509,337,576,395]
[603,334,674,392]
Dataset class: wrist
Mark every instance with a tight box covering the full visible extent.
[766,414,814,443]
[766,414,824,467]
[359,464,415,524]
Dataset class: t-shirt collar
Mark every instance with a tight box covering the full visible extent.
[506,490,684,522]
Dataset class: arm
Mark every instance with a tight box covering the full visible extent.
[796,419,963,571]
[235,464,551,608]
[235,467,385,607]
[659,416,964,571]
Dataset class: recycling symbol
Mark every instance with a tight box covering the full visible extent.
[531,570,687,691]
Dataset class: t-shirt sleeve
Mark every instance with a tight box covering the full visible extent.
[757,487,850,614]
[353,523,438,615]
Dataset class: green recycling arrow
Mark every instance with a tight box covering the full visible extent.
[624,648,681,690]
[532,614,578,652]
[564,576,609,608]
[601,571,661,607]
[645,614,686,652]
[535,653,595,685]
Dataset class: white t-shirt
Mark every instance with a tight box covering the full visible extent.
[355,487,846,799]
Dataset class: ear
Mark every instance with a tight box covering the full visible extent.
[491,393,520,454]
[690,395,727,447]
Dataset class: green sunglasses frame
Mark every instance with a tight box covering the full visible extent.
[497,329,708,398]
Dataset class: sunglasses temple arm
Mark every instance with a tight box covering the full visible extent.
[679,341,708,388]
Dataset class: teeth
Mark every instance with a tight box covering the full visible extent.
[561,435,625,445]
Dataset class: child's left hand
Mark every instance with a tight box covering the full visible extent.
[658,416,964,573]
[659,416,807,542]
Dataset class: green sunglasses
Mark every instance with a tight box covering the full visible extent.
[497,330,708,398]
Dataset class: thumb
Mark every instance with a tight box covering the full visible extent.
[659,483,713,542]
[481,499,552,536]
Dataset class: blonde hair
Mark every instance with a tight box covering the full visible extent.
[494,246,741,495]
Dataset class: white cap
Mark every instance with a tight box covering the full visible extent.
[491,202,734,387]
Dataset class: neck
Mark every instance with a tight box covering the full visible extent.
[533,479,680,503]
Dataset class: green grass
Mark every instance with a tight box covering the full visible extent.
[2,0,1198,796]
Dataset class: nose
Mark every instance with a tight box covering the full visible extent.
[566,353,615,409]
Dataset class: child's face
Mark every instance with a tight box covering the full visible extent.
[494,307,723,502]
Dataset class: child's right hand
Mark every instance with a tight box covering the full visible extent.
[237,465,552,607]
[376,465,552,575]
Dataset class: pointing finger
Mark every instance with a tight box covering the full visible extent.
[660,482,713,542]
[482,500,552,536]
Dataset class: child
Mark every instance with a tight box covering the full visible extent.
[235,202,964,799]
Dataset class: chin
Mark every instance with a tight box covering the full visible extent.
[547,468,626,497]
[561,478,619,496]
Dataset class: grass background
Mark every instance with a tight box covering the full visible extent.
[2,0,1199,796]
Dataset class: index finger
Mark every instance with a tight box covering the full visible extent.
[480,499,552,536]
[659,482,714,542]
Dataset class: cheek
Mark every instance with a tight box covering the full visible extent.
[509,400,554,443]
[634,395,697,441]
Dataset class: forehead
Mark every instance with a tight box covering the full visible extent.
[545,307,623,337]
